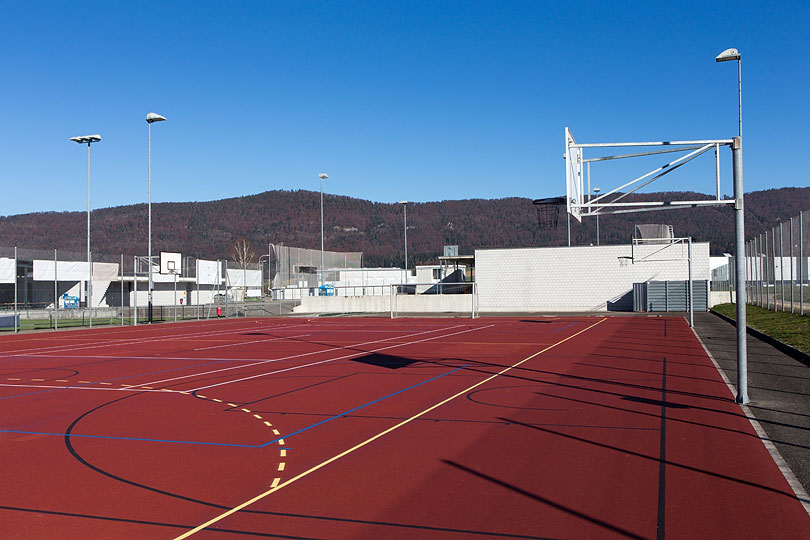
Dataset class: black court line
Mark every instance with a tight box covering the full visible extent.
[657,356,667,540]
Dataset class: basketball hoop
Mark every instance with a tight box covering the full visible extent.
[532,197,566,230]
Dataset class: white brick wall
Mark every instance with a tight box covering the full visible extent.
[475,243,710,312]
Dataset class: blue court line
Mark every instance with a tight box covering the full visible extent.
[0,364,468,448]
[553,322,579,333]
[256,364,469,448]
[0,429,259,448]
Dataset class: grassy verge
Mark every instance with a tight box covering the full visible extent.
[711,303,810,354]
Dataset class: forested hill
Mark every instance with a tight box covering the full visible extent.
[0,187,808,267]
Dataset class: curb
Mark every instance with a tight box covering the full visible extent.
[709,310,810,367]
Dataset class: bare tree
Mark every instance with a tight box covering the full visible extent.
[232,238,256,269]
[232,239,256,303]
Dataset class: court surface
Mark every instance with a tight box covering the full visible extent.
[1,316,808,539]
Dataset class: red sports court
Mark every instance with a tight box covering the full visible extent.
[1,316,808,539]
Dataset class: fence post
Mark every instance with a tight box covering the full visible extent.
[780,222,785,312]
[54,249,58,330]
[13,247,18,333]
[133,256,138,326]
[788,217,795,313]
[801,210,805,316]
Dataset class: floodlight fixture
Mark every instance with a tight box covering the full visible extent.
[70,135,102,144]
[715,47,742,138]
[318,173,328,179]
[715,48,740,62]
[146,112,167,124]
[398,200,408,205]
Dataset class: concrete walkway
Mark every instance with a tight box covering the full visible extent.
[693,311,810,495]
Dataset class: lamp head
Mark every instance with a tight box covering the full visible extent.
[593,187,601,194]
[318,173,328,179]
[715,48,740,62]
[146,112,167,123]
[398,200,408,205]
[69,134,102,144]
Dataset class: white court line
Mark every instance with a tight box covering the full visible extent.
[189,324,494,392]
[24,354,297,363]
[173,318,604,539]
[193,333,311,351]
[0,382,183,394]
[692,327,810,516]
[0,322,307,358]
[130,324,466,390]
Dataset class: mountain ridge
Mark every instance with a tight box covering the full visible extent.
[1,187,807,267]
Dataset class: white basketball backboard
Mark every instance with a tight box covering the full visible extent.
[160,252,182,275]
[565,127,584,222]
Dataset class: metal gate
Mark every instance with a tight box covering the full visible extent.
[633,280,708,312]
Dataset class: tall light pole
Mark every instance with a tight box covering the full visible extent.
[716,48,742,137]
[69,134,101,327]
[593,187,601,246]
[318,173,328,287]
[146,112,167,323]
[717,47,748,404]
[399,201,408,277]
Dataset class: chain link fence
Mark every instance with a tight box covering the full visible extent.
[0,246,282,332]
[720,209,808,315]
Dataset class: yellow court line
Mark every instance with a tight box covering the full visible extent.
[173,317,605,540]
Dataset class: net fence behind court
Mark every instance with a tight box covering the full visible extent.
[725,209,809,315]
[270,244,362,288]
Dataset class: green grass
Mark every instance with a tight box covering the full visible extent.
[712,303,810,354]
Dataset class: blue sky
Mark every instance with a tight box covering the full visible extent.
[1,1,807,216]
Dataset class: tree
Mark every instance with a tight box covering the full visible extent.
[232,238,256,268]
[231,238,256,301]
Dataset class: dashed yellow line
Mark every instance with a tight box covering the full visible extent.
[270,478,280,488]
[263,421,272,427]
[272,429,280,436]
[277,462,285,472]
[227,403,237,407]
[253,414,262,420]
[32,378,44,382]
[241,408,251,413]
[280,449,287,458]
[277,439,285,445]
[173,317,605,539]
[212,399,222,403]
[8,378,20,381]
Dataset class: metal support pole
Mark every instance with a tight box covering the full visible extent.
[688,237,693,328]
[196,262,201,320]
[174,272,177,322]
[54,249,58,330]
[732,136,748,404]
[790,217,795,313]
[148,121,153,324]
[120,254,124,326]
[224,260,229,318]
[780,222,785,312]
[88,251,93,327]
[403,203,408,276]
[87,143,93,328]
[801,211,805,316]
[320,178,324,288]
[567,212,571,247]
[133,256,138,326]
[13,247,18,333]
